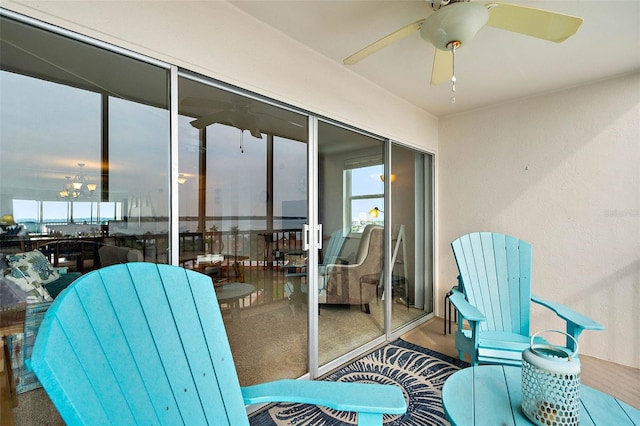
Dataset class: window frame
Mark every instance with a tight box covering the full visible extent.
[343,161,384,233]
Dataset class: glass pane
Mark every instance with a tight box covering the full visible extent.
[106,95,170,263]
[178,75,309,385]
[42,202,70,225]
[350,197,384,232]
[0,15,170,273]
[390,144,434,330]
[350,165,384,196]
[318,120,385,366]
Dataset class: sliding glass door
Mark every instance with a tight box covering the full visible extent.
[1,10,436,387]
[317,121,386,366]
[178,74,309,385]
[389,143,434,330]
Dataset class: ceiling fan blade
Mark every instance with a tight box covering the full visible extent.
[343,19,425,65]
[248,127,263,139]
[431,48,452,86]
[486,2,583,42]
[190,112,228,130]
[191,113,264,139]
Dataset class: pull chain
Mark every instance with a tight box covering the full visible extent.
[240,130,244,153]
[447,40,460,104]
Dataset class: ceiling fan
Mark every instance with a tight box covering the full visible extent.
[183,97,265,138]
[182,97,304,139]
[343,0,583,90]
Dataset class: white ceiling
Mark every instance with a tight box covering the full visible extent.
[229,0,640,117]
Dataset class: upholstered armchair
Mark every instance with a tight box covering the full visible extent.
[321,225,383,312]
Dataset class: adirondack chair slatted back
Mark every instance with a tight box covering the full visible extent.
[31,263,249,426]
[451,232,532,336]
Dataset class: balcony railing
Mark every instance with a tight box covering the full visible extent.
[1,222,307,310]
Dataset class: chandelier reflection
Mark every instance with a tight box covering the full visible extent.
[58,163,96,199]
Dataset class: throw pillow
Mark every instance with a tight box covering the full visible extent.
[6,250,57,301]
[0,254,9,272]
[0,277,28,306]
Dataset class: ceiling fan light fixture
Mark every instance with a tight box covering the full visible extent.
[420,2,489,51]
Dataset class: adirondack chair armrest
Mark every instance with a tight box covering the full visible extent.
[447,284,461,296]
[531,295,605,342]
[242,379,406,417]
[448,290,485,323]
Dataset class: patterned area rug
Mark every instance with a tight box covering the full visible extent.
[249,339,469,425]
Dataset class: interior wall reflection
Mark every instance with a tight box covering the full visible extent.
[177,74,310,386]
[389,144,433,332]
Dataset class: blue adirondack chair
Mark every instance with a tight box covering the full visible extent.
[322,228,348,266]
[29,263,406,425]
[449,232,604,366]
[318,228,348,299]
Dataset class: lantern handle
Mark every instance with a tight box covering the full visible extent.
[530,329,579,360]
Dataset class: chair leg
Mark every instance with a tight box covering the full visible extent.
[444,293,448,335]
[444,290,454,335]
[362,304,371,314]
[448,296,453,334]
[453,306,457,332]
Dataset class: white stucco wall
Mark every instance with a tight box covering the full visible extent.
[0,0,438,152]
[438,72,640,368]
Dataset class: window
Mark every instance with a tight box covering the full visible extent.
[12,200,120,229]
[345,162,384,233]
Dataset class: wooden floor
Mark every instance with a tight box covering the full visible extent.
[402,317,640,410]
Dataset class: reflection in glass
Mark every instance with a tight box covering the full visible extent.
[347,164,384,232]
[1,15,170,273]
[317,121,386,366]
[109,96,170,239]
[1,13,436,390]
[390,144,434,330]
[178,75,309,385]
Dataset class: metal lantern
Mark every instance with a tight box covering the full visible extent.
[522,329,581,426]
